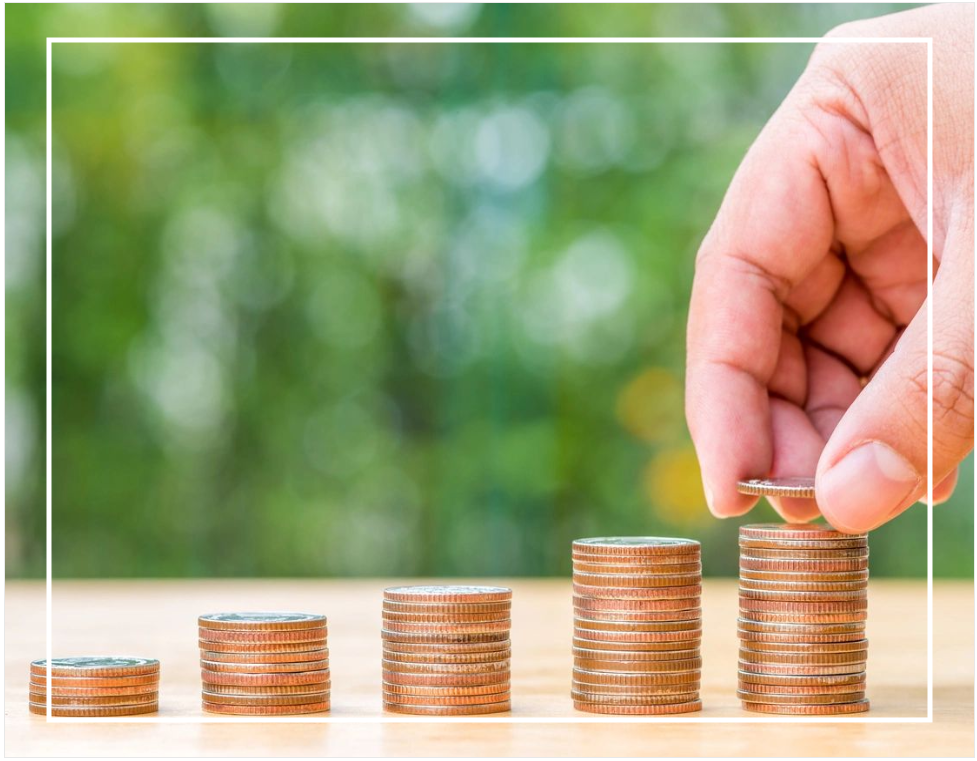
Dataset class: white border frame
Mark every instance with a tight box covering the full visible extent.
[44,35,934,725]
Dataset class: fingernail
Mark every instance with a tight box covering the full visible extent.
[819,442,920,532]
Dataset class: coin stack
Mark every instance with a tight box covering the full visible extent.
[382,585,512,715]
[29,656,159,716]
[571,538,703,714]
[737,523,870,715]
[199,612,330,715]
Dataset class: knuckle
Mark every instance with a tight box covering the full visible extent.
[907,350,975,448]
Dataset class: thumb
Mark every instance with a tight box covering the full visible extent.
[815,226,975,533]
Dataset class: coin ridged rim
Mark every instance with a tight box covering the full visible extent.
[198,627,327,644]
[382,690,511,706]
[573,699,702,715]
[739,639,869,653]
[572,538,700,555]
[202,700,330,715]
[381,611,511,623]
[202,681,331,696]
[381,681,510,697]
[736,670,865,686]
[194,640,328,654]
[200,649,329,664]
[739,578,868,592]
[738,589,867,602]
[739,611,868,624]
[382,670,509,686]
[736,479,816,498]
[381,659,509,674]
[381,630,510,644]
[573,606,703,622]
[383,586,512,603]
[739,648,868,665]
[200,669,331,686]
[739,538,868,550]
[742,699,870,715]
[573,617,702,632]
[383,648,511,664]
[739,598,868,613]
[29,682,159,696]
[572,586,701,603]
[740,547,869,560]
[28,692,159,706]
[572,572,702,588]
[381,620,511,634]
[574,627,702,643]
[737,618,865,634]
[740,559,869,573]
[197,613,327,631]
[573,646,698,662]
[572,668,700,686]
[30,658,159,677]
[29,702,159,717]
[26,673,160,687]
[382,601,511,614]
[201,690,330,706]
[737,679,867,695]
[571,680,699,696]
[739,523,865,541]
[199,659,330,673]
[383,700,510,715]
[740,569,870,583]
[736,689,866,705]
[573,636,701,653]
[382,640,512,655]
[571,690,699,706]
[572,561,703,575]
[574,656,702,673]
[738,660,866,676]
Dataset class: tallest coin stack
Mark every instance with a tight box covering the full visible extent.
[737,523,870,715]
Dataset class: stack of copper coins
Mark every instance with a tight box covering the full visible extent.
[382,586,512,715]
[571,538,703,714]
[198,612,330,715]
[29,657,159,716]
[737,524,870,715]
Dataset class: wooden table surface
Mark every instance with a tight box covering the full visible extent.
[4,579,973,756]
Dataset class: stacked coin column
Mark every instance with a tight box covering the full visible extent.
[382,586,512,715]
[737,524,870,715]
[571,538,703,715]
[198,612,330,715]
[30,657,159,717]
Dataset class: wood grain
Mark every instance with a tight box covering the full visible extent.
[4,579,973,756]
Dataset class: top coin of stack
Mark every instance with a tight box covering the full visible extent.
[198,612,330,715]
[734,491,870,715]
[571,538,703,715]
[382,585,512,715]
[29,656,160,716]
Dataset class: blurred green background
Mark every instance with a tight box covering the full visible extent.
[6,3,972,579]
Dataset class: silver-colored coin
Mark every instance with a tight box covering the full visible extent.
[737,478,815,499]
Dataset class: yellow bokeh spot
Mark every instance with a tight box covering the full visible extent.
[642,445,709,528]
[616,368,685,444]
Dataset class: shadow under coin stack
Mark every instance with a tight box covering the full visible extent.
[29,657,159,716]
[571,538,703,715]
[382,586,512,715]
[737,522,870,715]
[198,612,330,715]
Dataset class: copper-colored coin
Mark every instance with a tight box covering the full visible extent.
[198,627,327,644]
[384,700,510,715]
[740,611,867,624]
[572,561,702,575]
[382,601,511,614]
[382,681,510,697]
[739,588,867,602]
[195,640,327,654]
[381,629,509,645]
[574,656,701,673]
[573,668,699,686]
[737,630,866,645]
[382,690,511,706]
[381,620,511,634]
[574,617,701,633]
[738,618,865,635]
[382,611,510,623]
[740,522,861,541]
[738,660,866,676]
[383,648,511,664]
[198,612,326,631]
[739,578,867,592]
[200,669,331,687]
[26,673,159,688]
[740,547,868,560]
[742,699,870,715]
[739,639,869,653]
[573,646,698,662]
[572,572,702,588]
[202,681,331,696]
[740,569,869,583]
[201,690,330,706]
[28,692,158,706]
[29,702,158,717]
[200,648,329,664]
[739,648,867,665]
[572,537,700,556]
[573,636,700,653]
[571,690,699,706]
[575,626,701,643]
[30,657,159,678]
[574,699,702,715]
[200,658,329,673]
[737,670,865,687]
[736,479,816,499]
[573,610,702,625]
[736,689,866,704]
[572,679,699,696]
[202,700,329,715]
[739,598,867,613]
[29,681,159,697]
[382,640,511,655]
[572,583,701,601]
[383,586,512,604]
[737,679,866,695]
[381,659,509,674]
[740,558,868,573]
[739,537,868,551]
[382,670,509,687]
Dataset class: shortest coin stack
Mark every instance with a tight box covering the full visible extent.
[29,657,160,716]
[736,515,870,716]
[199,612,330,715]
[382,585,512,715]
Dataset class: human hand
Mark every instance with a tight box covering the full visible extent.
[685,4,974,533]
